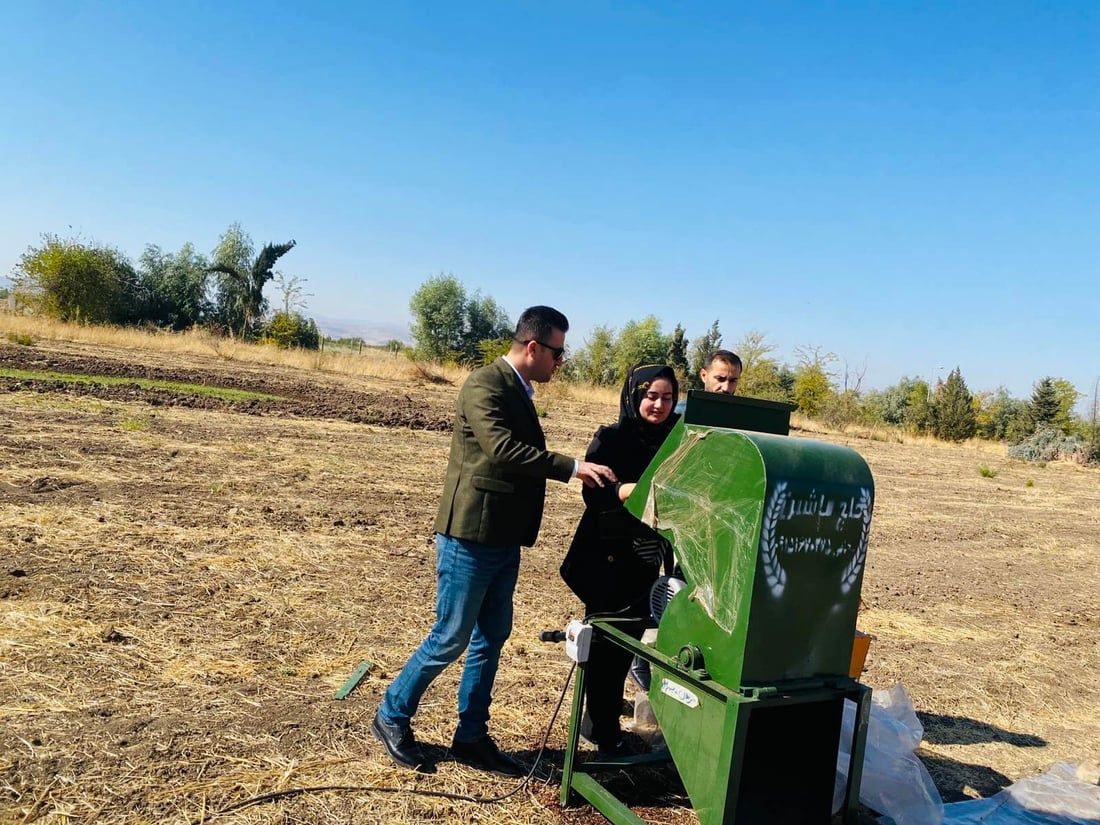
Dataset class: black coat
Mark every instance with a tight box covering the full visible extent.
[559,416,677,613]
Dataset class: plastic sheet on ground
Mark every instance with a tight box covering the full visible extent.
[834,683,1100,825]
[940,763,1100,825]
[835,684,944,825]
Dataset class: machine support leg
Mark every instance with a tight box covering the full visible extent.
[841,685,873,824]
[560,660,588,807]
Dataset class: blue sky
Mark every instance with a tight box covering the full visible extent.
[2,2,1097,403]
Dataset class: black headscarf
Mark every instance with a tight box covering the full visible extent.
[618,362,680,450]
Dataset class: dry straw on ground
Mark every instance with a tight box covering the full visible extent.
[1,319,1098,824]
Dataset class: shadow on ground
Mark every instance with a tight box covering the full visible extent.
[918,712,1047,747]
[919,750,1016,803]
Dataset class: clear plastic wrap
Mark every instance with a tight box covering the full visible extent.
[834,684,944,825]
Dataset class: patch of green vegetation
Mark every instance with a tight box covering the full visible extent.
[978,465,998,478]
[0,368,283,403]
[7,332,34,346]
[1026,478,1035,488]
[120,415,152,432]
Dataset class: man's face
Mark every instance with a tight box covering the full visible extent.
[700,359,742,394]
[530,328,566,383]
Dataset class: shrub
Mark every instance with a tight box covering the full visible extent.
[978,465,998,478]
[477,337,511,365]
[819,390,863,429]
[7,332,34,346]
[1008,427,1091,463]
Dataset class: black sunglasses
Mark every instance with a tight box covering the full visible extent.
[520,339,566,360]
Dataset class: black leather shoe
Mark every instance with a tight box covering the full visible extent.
[372,712,434,773]
[628,656,652,691]
[450,734,524,777]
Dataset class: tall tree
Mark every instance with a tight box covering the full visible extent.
[463,291,512,362]
[733,330,774,375]
[208,224,296,338]
[864,376,924,426]
[932,367,977,441]
[1029,377,1061,430]
[209,223,253,332]
[138,243,211,329]
[1049,378,1080,433]
[409,274,467,361]
[667,323,690,383]
[904,379,934,433]
[209,241,296,339]
[613,316,671,379]
[688,320,723,389]
[734,330,790,399]
[792,346,837,416]
[975,387,1029,442]
[566,324,618,385]
[408,274,511,364]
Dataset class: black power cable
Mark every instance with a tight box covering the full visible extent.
[191,661,577,824]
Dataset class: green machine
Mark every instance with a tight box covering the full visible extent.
[560,390,874,824]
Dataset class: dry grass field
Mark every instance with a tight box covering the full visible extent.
[2,320,1098,824]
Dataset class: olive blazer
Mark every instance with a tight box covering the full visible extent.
[434,357,575,548]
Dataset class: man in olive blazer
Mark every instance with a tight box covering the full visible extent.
[434,355,574,547]
[373,306,615,776]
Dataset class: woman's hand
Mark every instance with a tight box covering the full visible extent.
[617,482,636,502]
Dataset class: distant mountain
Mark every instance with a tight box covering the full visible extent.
[313,314,410,344]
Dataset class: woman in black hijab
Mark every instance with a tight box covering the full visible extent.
[560,362,680,756]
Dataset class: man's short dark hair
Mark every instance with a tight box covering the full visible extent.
[514,306,569,343]
[704,349,743,370]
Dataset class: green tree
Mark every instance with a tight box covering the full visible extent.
[820,389,864,429]
[1050,378,1080,433]
[932,367,977,441]
[743,360,796,402]
[864,377,923,426]
[409,274,466,361]
[137,243,211,329]
[463,292,512,362]
[733,331,773,376]
[1028,377,1060,430]
[688,320,723,389]
[565,324,618,385]
[263,311,319,349]
[667,323,690,384]
[209,224,297,338]
[613,316,671,380]
[903,380,934,433]
[975,387,1029,442]
[792,346,837,417]
[13,234,137,324]
[733,330,792,400]
[408,274,511,364]
[209,223,253,333]
[477,337,512,365]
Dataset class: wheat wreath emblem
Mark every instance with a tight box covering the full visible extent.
[760,481,788,597]
[840,487,873,595]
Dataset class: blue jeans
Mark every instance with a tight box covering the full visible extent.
[379,533,520,742]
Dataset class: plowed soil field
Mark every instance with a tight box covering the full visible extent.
[2,337,1097,825]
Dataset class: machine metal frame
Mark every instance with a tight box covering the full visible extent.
[560,618,872,825]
